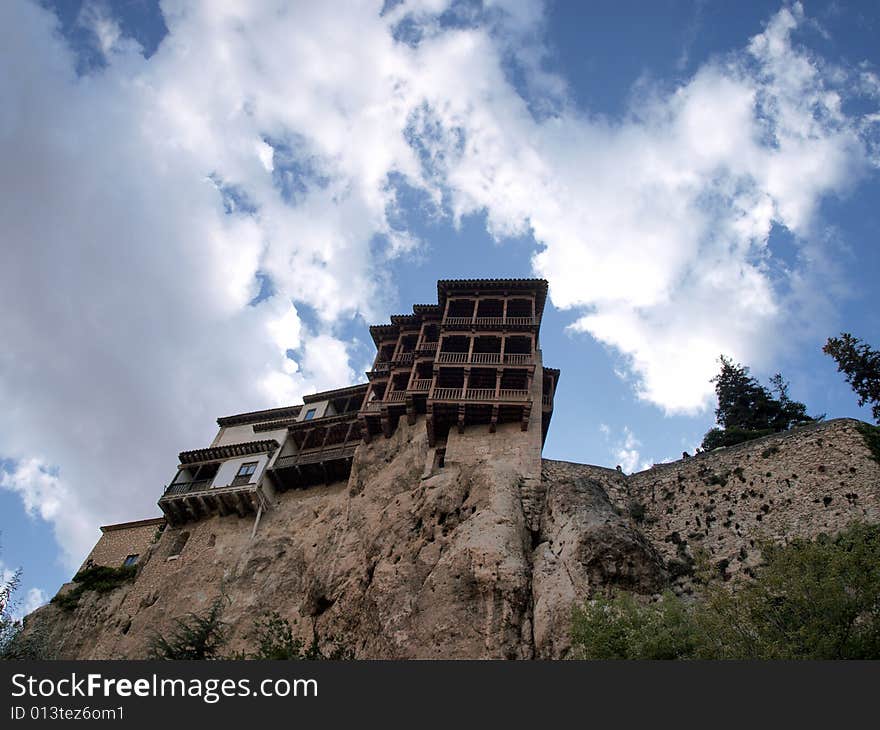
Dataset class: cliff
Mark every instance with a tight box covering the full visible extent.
[24,418,880,659]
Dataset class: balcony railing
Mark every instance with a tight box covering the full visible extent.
[410,379,432,391]
[442,316,536,327]
[432,387,463,400]
[430,388,531,402]
[416,341,438,352]
[274,443,358,470]
[386,390,406,402]
[437,352,468,364]
[392,352,414,365]
[542,394,552,406]
[163,479,212,496]
[436,352,533,366]
[362,401,382,412]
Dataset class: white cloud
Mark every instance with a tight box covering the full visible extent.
[16,588,48,620]
[0,0,877,571]
[396,1,877,413]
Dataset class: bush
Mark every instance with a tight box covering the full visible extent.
[570,523,880,659]
[571,592,696,659]
[243,612,354,660]
[149,597,228,660]
[50,565,137,612]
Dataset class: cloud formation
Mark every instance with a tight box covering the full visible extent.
[0,0,877,569]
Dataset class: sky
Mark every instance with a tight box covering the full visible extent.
[1,0,878,614]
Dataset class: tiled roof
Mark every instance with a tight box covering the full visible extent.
[217,405,302,427]
[99,516,166,533]
[302,383,368,404]
[179,439,279,465]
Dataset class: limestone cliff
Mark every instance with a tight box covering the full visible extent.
[24,418,880,659]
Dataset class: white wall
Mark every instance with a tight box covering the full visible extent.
[297,400,329,421]
[212,424,290,447]
[211,453,271,489]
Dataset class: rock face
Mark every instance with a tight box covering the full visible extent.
[25,418,880,659]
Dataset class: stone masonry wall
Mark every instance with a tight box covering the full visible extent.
[24,417,880,659]
[627,418,880,589]
[79,519,166,572]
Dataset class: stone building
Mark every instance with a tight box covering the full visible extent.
[33,278,880,659]
[150,278,557,528]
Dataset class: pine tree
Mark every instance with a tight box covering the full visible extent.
[823,333,880,423]
[701,356,815,450]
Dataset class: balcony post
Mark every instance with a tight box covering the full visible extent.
[495,369,501,399]
[502,296,508,324]
[467,336,474,365]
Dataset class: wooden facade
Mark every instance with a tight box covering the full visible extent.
[358,278,558,446]
[158,279,558,524]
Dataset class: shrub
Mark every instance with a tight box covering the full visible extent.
[50,565,137,612]
[570,523,880,659]
[148,597,228,660]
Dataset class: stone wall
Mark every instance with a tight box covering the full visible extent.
[24,417,880,660]
[626,418,880,589]
[79,518,166,572]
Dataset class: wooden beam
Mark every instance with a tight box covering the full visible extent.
[234,492,248,517]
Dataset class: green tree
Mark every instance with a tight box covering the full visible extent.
[148,596,229,660]
[823,333,880,423]
[570,524,880,660]
[571,591,697,660]
[0,566,23,659]
[701,356,815,450]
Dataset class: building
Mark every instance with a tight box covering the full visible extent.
[84,278,558,566]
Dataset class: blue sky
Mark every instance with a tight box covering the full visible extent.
[1,0,878,613]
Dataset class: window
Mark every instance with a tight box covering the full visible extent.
[231,461,257,486]
[123,554,139,567]
[304,408,317,420]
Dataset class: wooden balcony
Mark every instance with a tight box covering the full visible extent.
[435,352,533,366]
[159,481,266,525]
[386,390,407,403]
[163,479,212,496]
[430,388,530,402]
[391,352,415,367]
[270,443,359,489]
[410,379,432,391]
[441,316,536,329]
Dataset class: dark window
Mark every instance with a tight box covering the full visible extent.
[231,461,258,486]
[304,408,317,420]
[123,554,139,567]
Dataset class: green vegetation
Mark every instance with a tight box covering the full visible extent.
[150,601,353,660]
[245,611,354,660]
[627,501,646,523]
[0,563,22,659]
[50,565,137,612]
[824,333,880,423]
[149,597,229,660]
[701,356,816,451]
[856,423,880,465]
[571,524,880,659]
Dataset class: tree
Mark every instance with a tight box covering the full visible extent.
[570,524,880,660]
[700,356,815,450]
[0,566,23,659]
[148,596,229,660]
[823,333,880,423]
